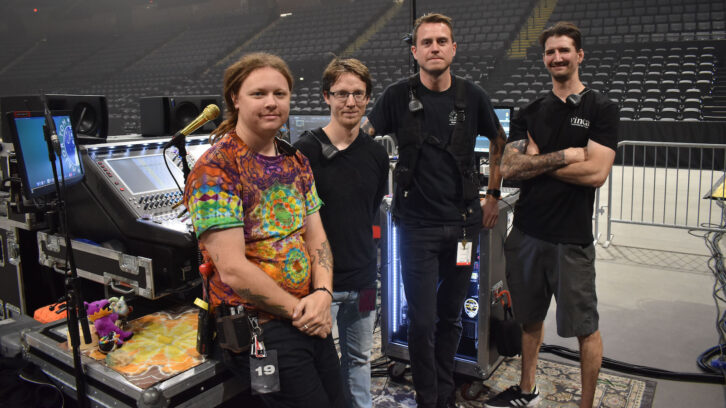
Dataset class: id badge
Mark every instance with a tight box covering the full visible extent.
[250,349,280,395]
[456,240,473,266]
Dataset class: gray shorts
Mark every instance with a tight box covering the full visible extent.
[504,227,598,338]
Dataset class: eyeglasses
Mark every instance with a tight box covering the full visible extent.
[328,90,367,102]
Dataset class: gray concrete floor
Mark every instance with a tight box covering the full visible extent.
[542,222,726,407]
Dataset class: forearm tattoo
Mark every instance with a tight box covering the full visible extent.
[316,240,333,272]
[488,125,506,167]
[235,288,291,319]
[501,140,566,180]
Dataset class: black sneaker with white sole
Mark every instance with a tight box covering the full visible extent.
[483,385,541,407]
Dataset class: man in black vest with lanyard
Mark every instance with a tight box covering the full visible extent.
[485,22,618,408]
[363,13,506,408]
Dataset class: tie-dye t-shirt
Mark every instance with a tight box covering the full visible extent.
[183,132,322,315]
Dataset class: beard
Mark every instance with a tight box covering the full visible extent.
[552,72,572,82]
[549,63,574,82]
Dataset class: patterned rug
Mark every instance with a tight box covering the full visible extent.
[370,356,656,407]
[368,328,656,408]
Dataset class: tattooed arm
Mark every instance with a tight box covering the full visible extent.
[200,227,299,319]
[480,124,507,228]
[500,132,587,181]
[292,211,334,337]
[550,139,615,187]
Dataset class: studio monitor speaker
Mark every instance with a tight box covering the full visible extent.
[0,94,108,142]
[47,94,108,141]
[140,95,223,136]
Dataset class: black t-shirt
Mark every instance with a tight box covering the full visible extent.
[294,128,389,291]
[508,90,619,244]
[368,75,500,226]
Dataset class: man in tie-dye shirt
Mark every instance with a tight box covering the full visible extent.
[185,131,322,320]
[184,52,344,408]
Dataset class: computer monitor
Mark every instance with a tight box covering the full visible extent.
[287,114,367,144]
[6,111,84,199]
[288,115,330,144]
[475,106,513,154]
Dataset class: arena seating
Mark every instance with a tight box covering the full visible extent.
[0,0,723,133]
[483,0,725,121]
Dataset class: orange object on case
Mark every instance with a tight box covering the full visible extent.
[34,302,68,323]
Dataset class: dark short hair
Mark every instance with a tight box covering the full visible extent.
[322,57,372,96]
[539,21,582,51]
[412,13,454,46]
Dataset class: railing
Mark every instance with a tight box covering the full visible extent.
[375,134,398,196]
[603,140,726,247]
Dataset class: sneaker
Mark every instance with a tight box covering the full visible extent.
[484,385,541,407]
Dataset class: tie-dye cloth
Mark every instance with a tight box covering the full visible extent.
[104,308,201,389]
[62,308,203,389]
[183,132,322,319]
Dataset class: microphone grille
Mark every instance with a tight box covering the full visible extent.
[202,104,221,121]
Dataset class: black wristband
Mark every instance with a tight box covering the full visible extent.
[486,189,501,199]
[312,287,334,300]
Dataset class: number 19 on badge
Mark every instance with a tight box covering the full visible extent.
[250,349,280,394]
[255,364,276,376]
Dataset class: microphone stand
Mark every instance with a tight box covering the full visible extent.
[42,121,92,408]
[166,135,192,181]
[162,132,205,356]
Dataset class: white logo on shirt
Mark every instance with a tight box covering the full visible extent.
[448,110,457,126]
[570,116,590,129]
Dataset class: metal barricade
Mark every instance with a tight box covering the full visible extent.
[604,140,726,247]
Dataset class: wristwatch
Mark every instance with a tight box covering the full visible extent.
[486,189,501,199]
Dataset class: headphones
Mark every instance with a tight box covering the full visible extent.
[565,88,591,108]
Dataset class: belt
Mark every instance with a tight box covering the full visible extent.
[218,304,271,324]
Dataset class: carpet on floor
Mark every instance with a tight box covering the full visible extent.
[370,355,656,408]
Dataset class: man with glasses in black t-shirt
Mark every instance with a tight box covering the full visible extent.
[295,58,389,408]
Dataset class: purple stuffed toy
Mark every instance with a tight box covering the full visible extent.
[85,297,133,353]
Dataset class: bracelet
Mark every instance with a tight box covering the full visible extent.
[486,189,501,199]
[312,287,334,300]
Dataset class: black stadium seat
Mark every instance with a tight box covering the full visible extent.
[683,108,701,121]
[638,107,656,120]
[620,107,635,120]
[659,107,678,121]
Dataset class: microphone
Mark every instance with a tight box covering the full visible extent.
[42,96,62,156]
[163,104,220,148]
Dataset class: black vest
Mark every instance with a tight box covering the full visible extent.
[393,74,479,216]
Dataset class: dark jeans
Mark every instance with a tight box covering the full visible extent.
[398,222,479,408]
[221,319,345,408]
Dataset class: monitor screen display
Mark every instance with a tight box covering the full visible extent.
[8,111,84,199]
[288,115,367,144]
[104,154,184,195]
[475,106,513,153]
[288,115,330,144]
